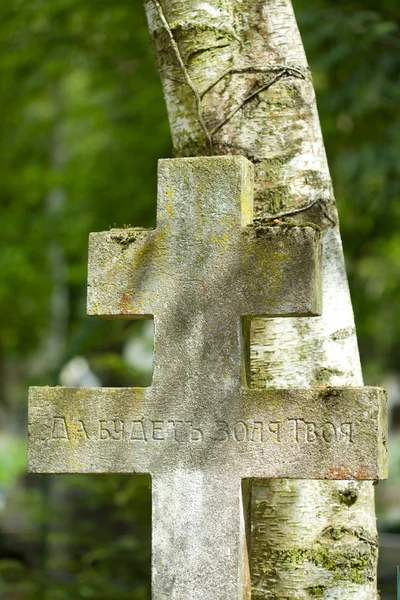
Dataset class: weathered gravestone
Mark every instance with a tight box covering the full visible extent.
[29,157,387,600]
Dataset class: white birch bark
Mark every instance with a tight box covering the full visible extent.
[143,0,378,597]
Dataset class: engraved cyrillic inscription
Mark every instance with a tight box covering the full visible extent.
[45,416,355,445]
[152,420,165,440]
[129,419,147,441]
[212,421,229,442]
[187,422,203,442]
[289,419,354,444]
[100,419,124,440]
[76,420,89,439]
[51,417,69,440]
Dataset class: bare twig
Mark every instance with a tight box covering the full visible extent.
[258,198,320,222]
[152,0,213,149]
[210,70,301,136]
[201,64,306,99]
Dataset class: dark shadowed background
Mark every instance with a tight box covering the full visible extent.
[0,0,399,597]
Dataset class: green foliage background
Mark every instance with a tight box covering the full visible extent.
[0,0,398,598]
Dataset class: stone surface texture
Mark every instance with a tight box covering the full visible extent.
[29,157,387,600]
[29,387,387,480]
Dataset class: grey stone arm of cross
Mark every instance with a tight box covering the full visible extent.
[28,156,388,600]
[29,386,386,480]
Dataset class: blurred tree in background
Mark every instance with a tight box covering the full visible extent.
[0,0,398,598]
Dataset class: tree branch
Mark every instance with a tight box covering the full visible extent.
[201,64,307,99]
[210,68,306,136]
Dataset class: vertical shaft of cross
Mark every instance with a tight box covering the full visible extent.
[150,157,254,396]
[152,311,243,414]
[152,471,250,600]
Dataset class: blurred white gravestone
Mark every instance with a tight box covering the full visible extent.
[29,157,387,600]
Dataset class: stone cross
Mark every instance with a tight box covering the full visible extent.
[29,157,387,600]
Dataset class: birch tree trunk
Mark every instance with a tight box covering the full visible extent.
[143,1,378,597]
